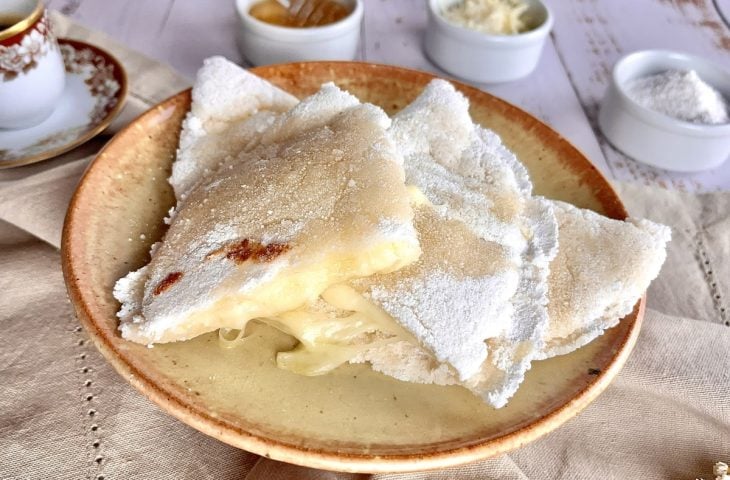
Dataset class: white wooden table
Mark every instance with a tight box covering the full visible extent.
[46,0,730,191]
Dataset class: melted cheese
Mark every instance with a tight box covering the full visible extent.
[216,283,414,376]
[214,188,430,374]
[274,284,415,376]
[406,185,431,206]
[259,190,432,375]
[213,188,434,375]
[137,240,418,344]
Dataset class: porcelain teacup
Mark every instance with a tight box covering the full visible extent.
[0,0,66,129]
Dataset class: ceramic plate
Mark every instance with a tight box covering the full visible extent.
[62,63,642,473]
[0,38,127,168]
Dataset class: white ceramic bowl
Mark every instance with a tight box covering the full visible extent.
[235,0,363,66]
[424,0,552,83]
[598,50,730,172]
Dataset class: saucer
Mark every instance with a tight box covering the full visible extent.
[0,38,127,169]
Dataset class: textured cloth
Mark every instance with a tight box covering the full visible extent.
[1,14,729,480]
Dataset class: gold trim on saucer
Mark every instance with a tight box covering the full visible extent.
[0,38,129,169]
[0,1,44,42]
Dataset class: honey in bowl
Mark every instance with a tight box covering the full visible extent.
[249,0,350,27]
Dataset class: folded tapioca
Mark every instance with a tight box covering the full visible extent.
[340,80,559,408]
[114,83,421,344]
[170,56,297,199]
[537,201,671,359]
[353,200,670,408]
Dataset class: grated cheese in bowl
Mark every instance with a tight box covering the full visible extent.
[442,0,530,35]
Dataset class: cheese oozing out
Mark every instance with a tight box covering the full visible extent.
[273,284,415,376]
[260,198,519,380]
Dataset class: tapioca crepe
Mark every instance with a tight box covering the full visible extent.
[114,57,670,408]
[116,76,421,344]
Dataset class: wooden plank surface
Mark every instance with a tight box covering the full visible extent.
[47,0,243,74]
[46,0,730,191]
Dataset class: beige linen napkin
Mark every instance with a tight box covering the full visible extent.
[1,14,729,480]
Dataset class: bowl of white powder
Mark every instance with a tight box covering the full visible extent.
[424,0,552,83]
[598,50,730,172]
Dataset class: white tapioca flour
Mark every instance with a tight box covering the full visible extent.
[625,69,728,125]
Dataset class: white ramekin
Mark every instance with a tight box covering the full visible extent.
[234,0,363,66]
[424,0,552,83]
[598,50,730,172]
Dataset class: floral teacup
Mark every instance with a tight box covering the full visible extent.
[0,0,65,129]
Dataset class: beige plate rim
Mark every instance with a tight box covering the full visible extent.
[61,61,643,473]
[0,38,128,169]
